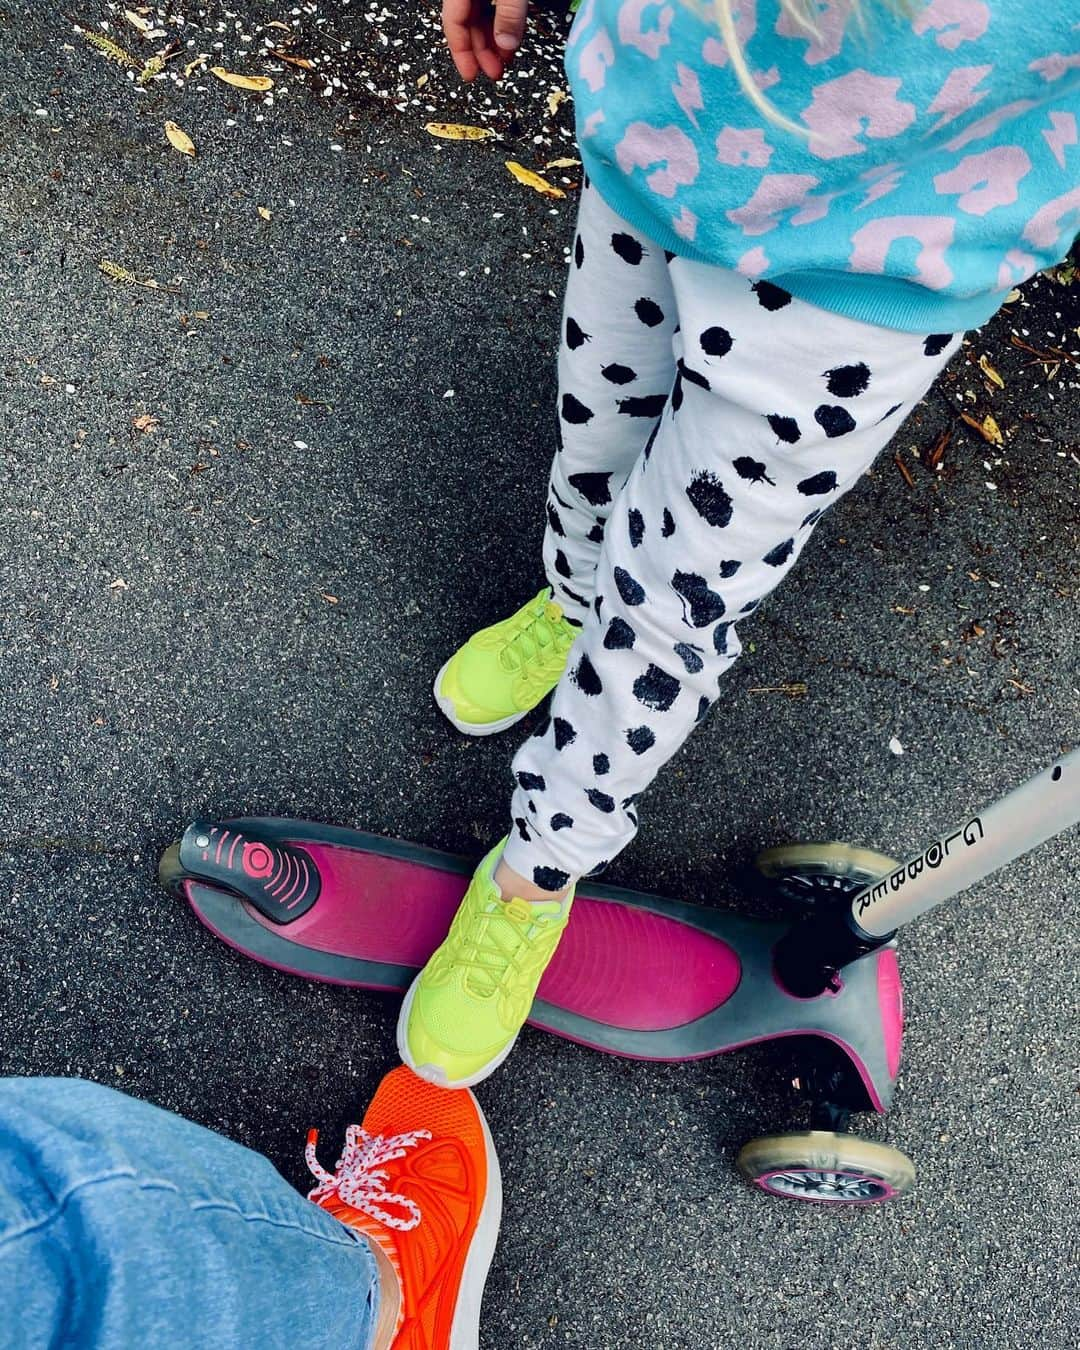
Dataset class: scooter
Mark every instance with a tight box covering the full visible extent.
[160,749,1077,1205]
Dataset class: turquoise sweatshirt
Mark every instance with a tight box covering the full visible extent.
[565,1,1080,331]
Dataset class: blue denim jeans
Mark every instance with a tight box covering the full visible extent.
[0,1078,379,1349]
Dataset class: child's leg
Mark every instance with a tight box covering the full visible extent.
[504,263,962,888]
[545,181,678,623]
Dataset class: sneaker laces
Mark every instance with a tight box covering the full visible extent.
[306,1125,432,1231]
[457,897,556,998]
[501,597,574,676]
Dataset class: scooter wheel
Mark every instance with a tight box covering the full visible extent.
[158,842,183,893]
[753,842,898,909]
[736,1130,914,1204]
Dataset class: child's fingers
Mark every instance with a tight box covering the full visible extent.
[442,0,481,80]
[472,24,506,82]
[492,0,528,53]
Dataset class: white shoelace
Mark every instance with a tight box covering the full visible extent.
[306,1124,431,1231]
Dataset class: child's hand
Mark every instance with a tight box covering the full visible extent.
[442,0,528,82]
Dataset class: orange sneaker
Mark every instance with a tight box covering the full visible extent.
[306,1066,501,1350]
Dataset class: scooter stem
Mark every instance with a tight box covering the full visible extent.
[774,748,1079,997]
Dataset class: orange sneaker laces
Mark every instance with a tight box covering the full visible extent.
[306,1124,432,1231]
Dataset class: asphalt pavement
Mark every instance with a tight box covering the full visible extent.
[0,4,1077,1347]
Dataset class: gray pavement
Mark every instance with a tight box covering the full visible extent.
[1,4,1078,1347]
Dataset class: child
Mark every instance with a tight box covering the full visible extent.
[398,0,1080,1088]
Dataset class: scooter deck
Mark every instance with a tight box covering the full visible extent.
[162,818,902,1109]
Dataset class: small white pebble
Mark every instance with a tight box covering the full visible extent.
[888,737,904,756]
[443,389,454,398]
[294,440,308,449]
[918,584,930,592]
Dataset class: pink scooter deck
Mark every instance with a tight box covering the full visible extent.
[162,818,902,1110]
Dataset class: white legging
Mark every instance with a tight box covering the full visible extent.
[501,182,962,891]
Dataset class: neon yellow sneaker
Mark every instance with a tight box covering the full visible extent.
[397,841,574,1089]
[433,588,578,735]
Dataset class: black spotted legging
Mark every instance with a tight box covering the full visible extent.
[500,181,961,892]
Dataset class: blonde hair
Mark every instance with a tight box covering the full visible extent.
[713,0,916,135]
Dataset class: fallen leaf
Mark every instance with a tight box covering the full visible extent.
[210,67,274,91]
[425,122,495,141]
[267,20,291,30]
[505,161,565,199]
[124,10,153,33]
[978,354,1004,389]
[1004,288,1022,303]
[165,120,195,158]
[748,683,808,697]
[893,452,915,488]
[109,577,129,590]
[546,87,567,116]
[131,413,159,433]
[257,205,272,221]
[98,258,181,294]
[926,429,950,468]
[139,55,166,83]
[320,593,339,604]
[267,47,315,69]
[416,73,429,89]
[891,605,916,615]
[79,28,141,69]
[544,156,581,170]
[960,411,1003,447]
[183,54,209,77]
[192,310,210,320]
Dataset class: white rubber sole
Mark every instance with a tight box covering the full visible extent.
[396,974,521,1092]
[448,1092,503,1350]
[432,659,529,737]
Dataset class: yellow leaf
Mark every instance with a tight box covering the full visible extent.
[267,20,292,29]
[544,156,581,170]
[184,54,209,77]
[505,161,565,199]
[960,411,1004,447]
[164,120,196,158]
[257,206,272,221]
[980,413,1003,446]
[1005,288,1022,303]
[210,67,274,91]
[546,87,567,117]
[125,9,153,32]
[416,73,429,89]
[978,354,1005,389]
[425,122,495,141]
